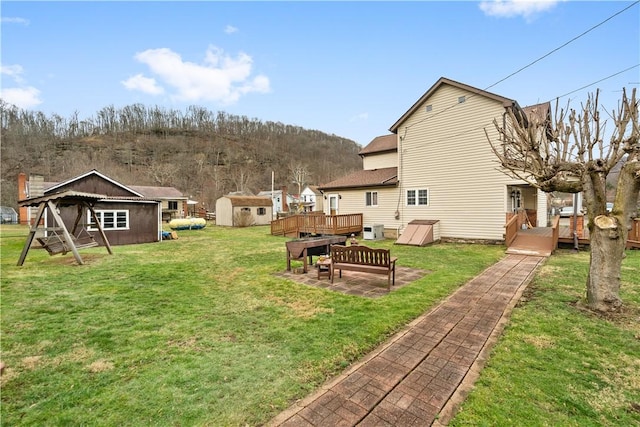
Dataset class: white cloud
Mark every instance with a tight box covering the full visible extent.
[224,25,238,34]
[479,0,561,19]
[121,73,165,95]
[126,46,270,104]
[0,87,42,109]
[1,64,26,83]
[1,17,30,25]
[350,113,369,122]
[0,64,42,108]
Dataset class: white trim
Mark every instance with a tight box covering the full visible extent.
[88,209,130,231]
[405,188,429,206]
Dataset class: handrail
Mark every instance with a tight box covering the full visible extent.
[550,215,560,252]
[504,214,520,247]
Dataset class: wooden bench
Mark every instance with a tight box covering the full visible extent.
[330,245,397,290]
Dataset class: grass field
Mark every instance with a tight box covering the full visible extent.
[1,223,638,426]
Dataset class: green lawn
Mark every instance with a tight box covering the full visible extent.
[1,224,638,426]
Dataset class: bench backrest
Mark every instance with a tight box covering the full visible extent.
[331,245,392,267]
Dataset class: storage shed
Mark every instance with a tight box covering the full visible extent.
[215,195,273,227]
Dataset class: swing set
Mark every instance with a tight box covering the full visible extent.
[17,191,113,266]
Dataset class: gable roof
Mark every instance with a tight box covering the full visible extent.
[223,195,273,207]
[389,77,519,133]
[43,170,184,199]
[319,167,398,191]
[302,185,322,195]
[45,169,144,197]
[359,134,397,155]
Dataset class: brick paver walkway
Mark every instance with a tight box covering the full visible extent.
[270,254,545,426]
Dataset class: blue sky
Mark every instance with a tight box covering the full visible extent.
[2,1,639,146]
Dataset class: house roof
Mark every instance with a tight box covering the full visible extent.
[303,185,322,195]
[45,169,144,197]
[389,77,520,133]
[319,167,398,191]
[223,195,273,207]
[359,134,397,155]
[522,102,551,124]
[130,185,185,199]
[43,170,185,200]
[19,190,108,207]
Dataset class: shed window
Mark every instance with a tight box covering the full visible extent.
[88,209,129,230]
[257,207,266,216]
[168,201,178,210]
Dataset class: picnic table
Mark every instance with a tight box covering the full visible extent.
[285,235,347,273]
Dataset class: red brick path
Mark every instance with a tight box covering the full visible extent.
[270,254,545,427]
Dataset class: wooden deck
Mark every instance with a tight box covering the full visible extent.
[506,217,640,256]
[271,213,363,238]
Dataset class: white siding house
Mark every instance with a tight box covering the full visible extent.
[300,185,324,212]
[319,77,548,241]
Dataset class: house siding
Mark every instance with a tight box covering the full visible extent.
[363,151,398,170]
[397,84,521,241]
[328,187,400,236]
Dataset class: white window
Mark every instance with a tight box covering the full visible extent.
[365,191,378,207]
[88,209,129,230]
[406,189,429,206]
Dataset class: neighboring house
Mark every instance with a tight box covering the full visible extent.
[300,185,324,212]
[215,195,273,226]
[319,77,548,242]
[18,170,185,246]
[128,184,188,222]
[0,206,18,224]
[257,187,294,217]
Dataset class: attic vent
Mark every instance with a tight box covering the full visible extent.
[458,96,466,104]
[425,104,433,112]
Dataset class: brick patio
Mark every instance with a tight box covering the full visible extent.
[270,254,545,426]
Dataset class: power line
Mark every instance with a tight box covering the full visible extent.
[484,1,639,92]
[403,1,639,133]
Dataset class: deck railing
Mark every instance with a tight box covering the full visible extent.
[271,213,363,237]
[627,218,640,249]
[504,210,528,247]
[550,215,560,252]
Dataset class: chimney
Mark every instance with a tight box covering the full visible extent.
[18,173,29,225]
[27,175,45,226]
[281,186,288,212]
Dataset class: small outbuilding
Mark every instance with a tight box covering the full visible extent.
[215,195,273,227]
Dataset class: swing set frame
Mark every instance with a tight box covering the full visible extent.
[17,191,113,266]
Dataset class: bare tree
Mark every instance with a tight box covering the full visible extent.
[487,89,639,312]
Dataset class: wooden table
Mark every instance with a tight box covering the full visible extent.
[285,235,347,273]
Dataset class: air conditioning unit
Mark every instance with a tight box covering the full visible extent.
[363,224,384,240]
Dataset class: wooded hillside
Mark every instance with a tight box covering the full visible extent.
[0,101,363,211]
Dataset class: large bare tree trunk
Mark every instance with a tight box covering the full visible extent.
[586,160,640,312]
[586,216,625,311]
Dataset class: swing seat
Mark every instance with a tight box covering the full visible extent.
[36,230,98,256]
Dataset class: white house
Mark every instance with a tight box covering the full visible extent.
[257,187,294,217]
[300,185,324,212]
[319,77,548,242]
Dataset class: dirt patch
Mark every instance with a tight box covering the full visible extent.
[86,360,114,373]
[570,300,640,331]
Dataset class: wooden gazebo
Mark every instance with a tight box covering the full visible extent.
[17,191,113,266]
